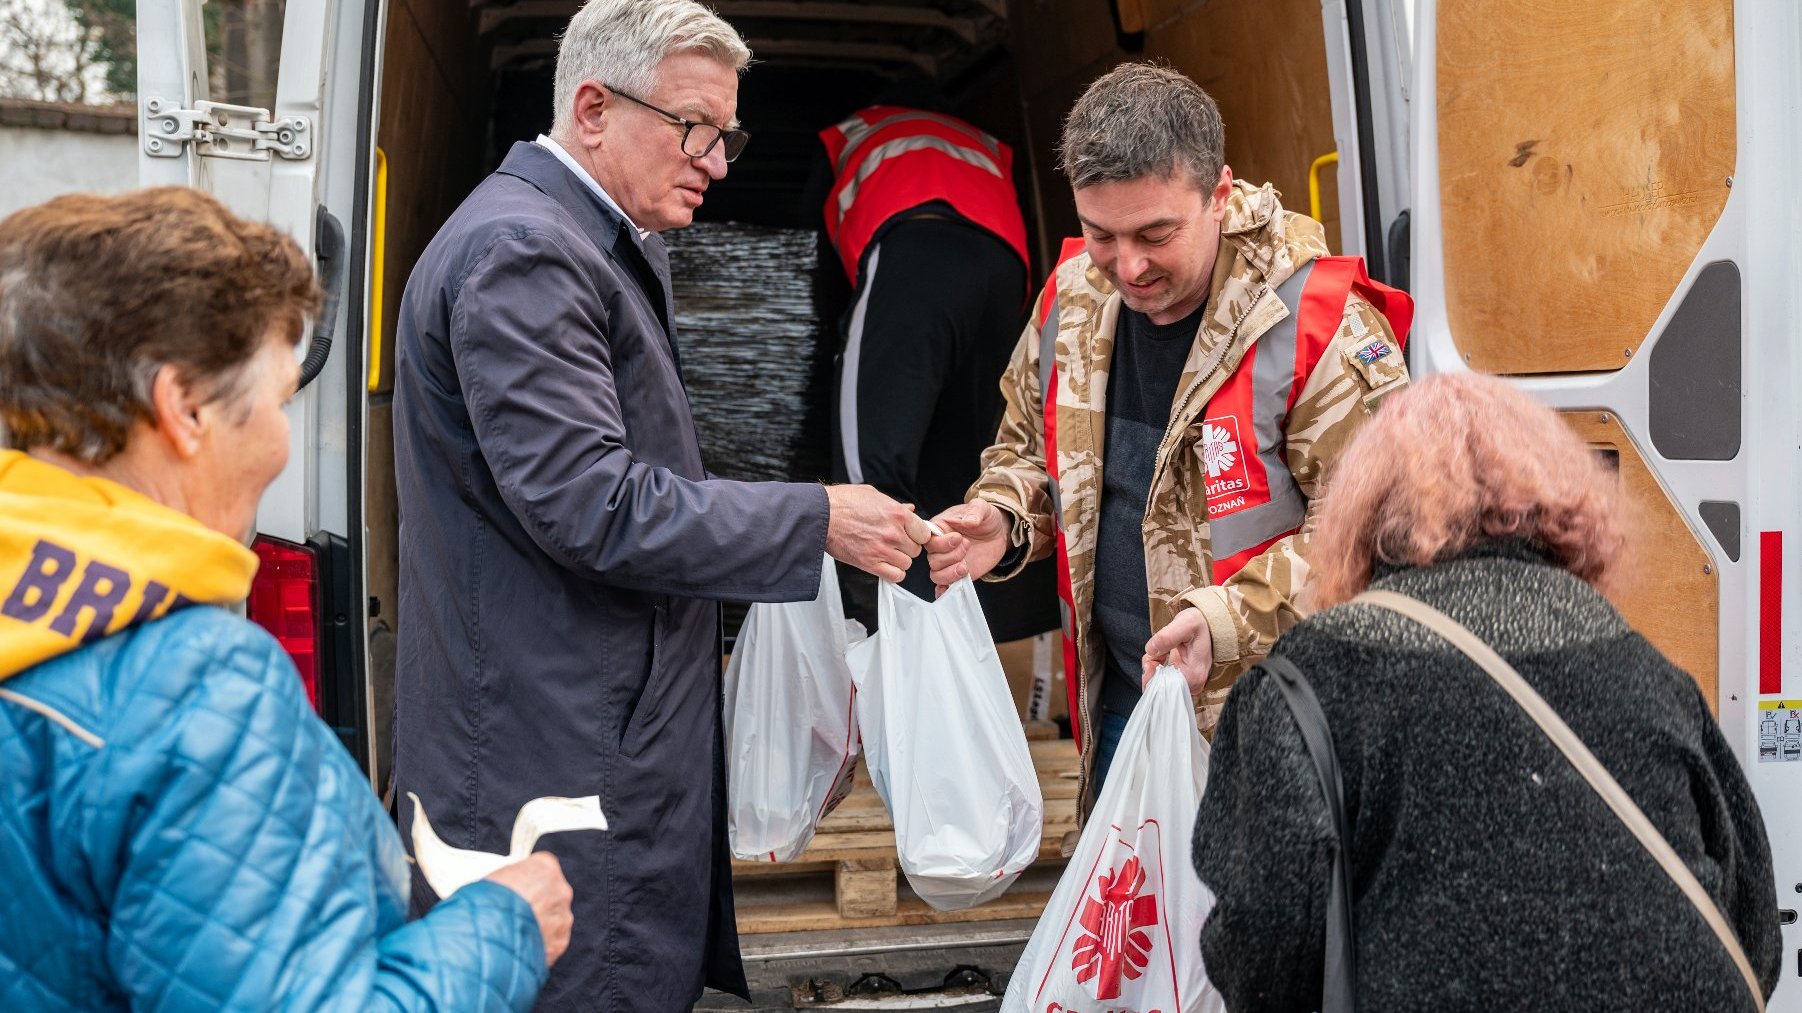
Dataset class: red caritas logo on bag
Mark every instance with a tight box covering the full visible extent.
[1070,856,1159,1001]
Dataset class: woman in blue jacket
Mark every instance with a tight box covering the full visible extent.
[0,187,571,1011]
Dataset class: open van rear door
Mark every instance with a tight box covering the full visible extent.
[1318,0,1412,285]
[1410,0,1802,967]
[136,0,386,775]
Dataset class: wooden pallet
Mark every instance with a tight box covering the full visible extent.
[732,737,1081,934]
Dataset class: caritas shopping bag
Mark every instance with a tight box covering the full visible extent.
[847,577,1043,910]
[724,556,867,863]
[1003,667,1225,1013]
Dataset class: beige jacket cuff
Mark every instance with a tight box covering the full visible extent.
[1177,585,1243,668]
[973,493,1038,582]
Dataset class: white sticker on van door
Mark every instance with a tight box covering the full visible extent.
[1757,700,1802,763]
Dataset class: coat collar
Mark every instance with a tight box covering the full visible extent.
[532,135,647,242]
[495,141,630,249]
[493,141,677,341]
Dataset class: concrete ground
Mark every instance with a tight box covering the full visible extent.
[691,919,1036,1011]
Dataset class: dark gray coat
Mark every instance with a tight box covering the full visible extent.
[392,142,829,1012]
[1193,541,1780,1012]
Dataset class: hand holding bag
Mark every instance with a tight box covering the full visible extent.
[1002,666,1226,1013]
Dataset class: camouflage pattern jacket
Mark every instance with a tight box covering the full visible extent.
[969,181,1409,813]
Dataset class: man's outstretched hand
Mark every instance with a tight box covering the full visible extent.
[825,484,932,583]
[925,500,1011,596]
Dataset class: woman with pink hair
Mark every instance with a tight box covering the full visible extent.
[1191,373,1779,1011]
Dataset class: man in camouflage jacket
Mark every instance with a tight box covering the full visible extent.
[927,64,1409,816]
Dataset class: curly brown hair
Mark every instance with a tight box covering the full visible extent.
[0,186,321,463]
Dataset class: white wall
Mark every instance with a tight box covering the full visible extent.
[0,125,138,218]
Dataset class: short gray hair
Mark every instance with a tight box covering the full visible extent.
[1058,63,1225,190]
[552,0,752,137]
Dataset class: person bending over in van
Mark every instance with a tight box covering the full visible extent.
[809,98,1058,642]
[0,188,571,1011]
[1193,373,1780,1011]
[926,62,1412,820]
[389,2,929,1009]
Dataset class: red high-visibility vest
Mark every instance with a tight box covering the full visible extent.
[819,106,1030,284]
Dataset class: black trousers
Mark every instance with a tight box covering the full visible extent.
[830,216,1057,641]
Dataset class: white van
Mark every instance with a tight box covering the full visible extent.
[132,0,1800,1004]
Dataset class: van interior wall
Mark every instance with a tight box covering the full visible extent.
[360,0,1341,778]
[1012,0,1342,260]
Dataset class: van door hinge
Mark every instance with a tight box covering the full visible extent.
[140,97,312,161]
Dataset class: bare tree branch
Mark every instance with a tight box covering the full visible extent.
[0,0,119,104]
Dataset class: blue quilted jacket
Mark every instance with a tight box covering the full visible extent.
[0,605,549,1011]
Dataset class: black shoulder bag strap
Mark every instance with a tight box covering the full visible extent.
[1258,654,1356,1013]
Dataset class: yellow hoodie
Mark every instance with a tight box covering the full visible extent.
[0,450,258,681]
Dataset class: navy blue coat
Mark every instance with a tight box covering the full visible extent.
[392,142,830,1011]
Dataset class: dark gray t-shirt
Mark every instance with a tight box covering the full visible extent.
[1093,302,1204,716]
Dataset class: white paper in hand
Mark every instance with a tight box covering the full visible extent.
[1002,667,1225,1013]
[409,792,608,899]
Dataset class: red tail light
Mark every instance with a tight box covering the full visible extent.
[249,535,321,712]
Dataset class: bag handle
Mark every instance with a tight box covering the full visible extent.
[1352,589,1766,1012]
[1258,655,1357,1013]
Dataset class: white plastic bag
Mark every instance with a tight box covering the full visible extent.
[1003,667,1225,1013]
[724,556,866,863]
[847,576,1043,910]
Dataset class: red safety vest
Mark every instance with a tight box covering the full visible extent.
[819,106,1030,284]
[1037,243,1412,728]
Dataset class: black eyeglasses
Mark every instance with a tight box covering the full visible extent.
[607,87,750,163]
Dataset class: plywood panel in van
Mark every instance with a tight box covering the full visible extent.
[1013,0,1340,253]
[1563,411,1720,710]
[1146,0,1339,252]
[1438,0,1734,374]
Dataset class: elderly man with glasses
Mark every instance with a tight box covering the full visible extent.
[390,2,929,1010]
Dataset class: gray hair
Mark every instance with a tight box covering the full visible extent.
[551,0,752,137]
[1058,62,1225,190]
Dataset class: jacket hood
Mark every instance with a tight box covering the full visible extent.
[0,450,257,681]
[1218,179,1328,287]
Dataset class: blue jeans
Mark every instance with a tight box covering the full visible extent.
[1091,707,1133,792]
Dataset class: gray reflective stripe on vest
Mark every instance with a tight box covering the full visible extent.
[834,135,1004,220]
[1038,294,1064,521]
[1038,292,1076,641]
[1209,261,1316,560]
[832,110,1003,175]
[839,244,882,484]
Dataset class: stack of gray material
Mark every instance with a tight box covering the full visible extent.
[668,220,838,648]
[667,220,834,485]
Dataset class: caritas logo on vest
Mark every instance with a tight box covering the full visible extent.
[1200,416,1252,517]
